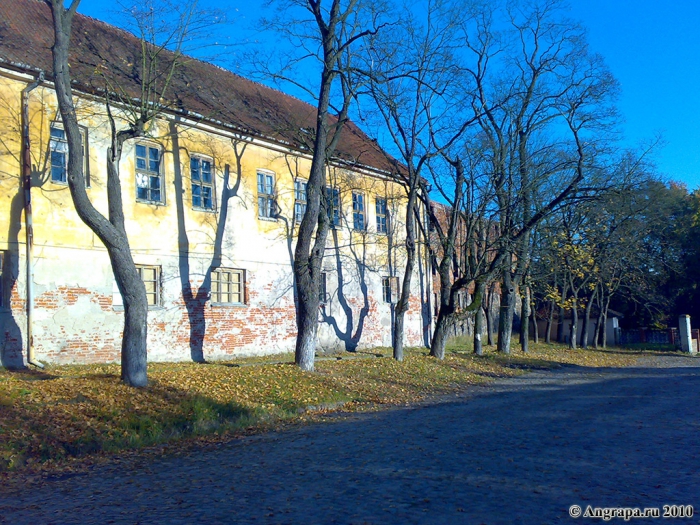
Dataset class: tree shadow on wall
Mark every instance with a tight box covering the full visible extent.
[0,113,53,368]
[171,121,246,363]
[320,228,372,352]
[1,183,26,369]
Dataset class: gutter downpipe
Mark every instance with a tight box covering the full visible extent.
[21,71,44,369]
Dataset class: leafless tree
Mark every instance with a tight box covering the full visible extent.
[362,0,472,360]
[463,0,619,354]
[260,0,386,371]
[422,150,499,359]
[46,0,219,385]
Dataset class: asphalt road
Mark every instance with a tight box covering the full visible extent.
[1,354,699,524]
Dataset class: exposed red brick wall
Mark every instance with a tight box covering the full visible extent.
[5,267,426,366]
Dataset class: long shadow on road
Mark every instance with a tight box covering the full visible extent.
[1,357,699,525]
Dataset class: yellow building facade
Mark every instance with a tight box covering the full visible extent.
[0,0,431,367]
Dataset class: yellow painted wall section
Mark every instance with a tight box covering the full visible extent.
[0,70,430,366]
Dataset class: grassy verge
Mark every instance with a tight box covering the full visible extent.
[0,343,659,475]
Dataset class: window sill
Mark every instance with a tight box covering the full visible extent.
[258,216,278,222]
[192,206,217,213]
[50,179,91,188]
[136,199,166,207]
[210,302,247,308]
[112,305,164,312]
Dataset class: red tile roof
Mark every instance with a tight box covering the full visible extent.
[0,0,398,174]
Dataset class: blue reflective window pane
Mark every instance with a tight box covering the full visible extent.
[191,158,200,181]
[192,185,201,207]
[203,187,212,209]
[51,152,66,182]
[202,160,212,183]
[149,147,159,172]
[51,166,65,183]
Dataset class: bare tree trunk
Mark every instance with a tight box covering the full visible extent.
[569,299,579,350]
[520,285,530,353]
[593,313,603,349]
[545,298,554,344]
[580,289,596,349]
[557,280,568,344]
[293,51,335,372]
[532,296,539,344]
[292,1,374,371]
[118,267,148,386]
[393,189,417,361]
[579,304,590,348]
[593,290,604,349]
[474,305,485,356]
[106,156,149,387]
[296,302,319,370]
[430,254,454,360]
[427,157,471,360]
[602,295,611,348]
[48,1,148,386]
[431,307,453,360]
[497,272,515,355]
[487,282,496,346]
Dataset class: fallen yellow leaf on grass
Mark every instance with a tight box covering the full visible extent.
[0,343,649,476]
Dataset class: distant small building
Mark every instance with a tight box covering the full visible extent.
[537,310,621,347]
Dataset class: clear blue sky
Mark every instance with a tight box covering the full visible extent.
[569,0,700,191]
[77,1,700,191]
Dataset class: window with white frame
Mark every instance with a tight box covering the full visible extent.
[325,186,340,227]
[376,197,388,234]
[257,171,276,218]
[137,265,161,307]
[135,143,163,203]
[352,192,365,231]
[294,179,307,223]
[50,124,89,185]
[382,276,398,304]
[191,155,214,210]
[210,268,245,305]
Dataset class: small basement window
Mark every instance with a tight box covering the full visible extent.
[137,265,161,307]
